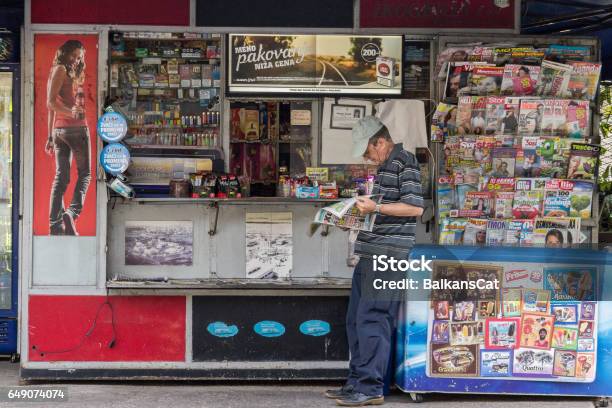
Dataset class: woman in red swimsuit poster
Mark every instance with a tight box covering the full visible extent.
[33,34,98,236]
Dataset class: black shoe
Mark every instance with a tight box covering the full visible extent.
[62,212,78,236]
[336,392,384,407]
[49,224,65,235]
[325,385,354,399]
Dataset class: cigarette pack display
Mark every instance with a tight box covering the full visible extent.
[486,219,507,246]
[537,60,573,97]
[191,65,202,88]
[463,218,488,245]
[480,350,513,377]
[512,190,542,219]
[553,350,577,377]
[431,103,458,142]
[179,64,191,88]
[566,62,602,100]
[520,313,555,349]
[166,59,178,74]
[201,64,213,87]
[501,64,541,96]
[567,143,600,180]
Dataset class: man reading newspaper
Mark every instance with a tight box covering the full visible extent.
[326,116,424,407]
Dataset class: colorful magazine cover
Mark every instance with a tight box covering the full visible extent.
[463,218,488,245]
[566,62,602,100]
[501,64,541,96]
[518,99,544,136]
[543,190,571,217]
[457,96,474,134]
[565,100,590,138]
[569,180,594,219]
[437,176,455,220]
[537,60,573,97]
[466,66,504,95]
[500,97,521,135]
[515,148,541,177]
[505,219,536,246]
[512,190,542,219]
[463,191,493,216]
[567,143,600,180]
[546,44,591,63]
[486,219,507,246]
[485,318,520,349]
[533,217,582,247]
[470,96,488,135]
[494,191,515,219]
[484,177,516,192]
[456,183,478,209]
[515,177,547,191]
[445,61,492,100]
[494,47,543,65]
[490,147,516,177]
[544,266,596,302]
[435,46,476,77]
[439,218,468,245]
[485,96,505,135]
[520,313,555,350]
[431,103,458,142]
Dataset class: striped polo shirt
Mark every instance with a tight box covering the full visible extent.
[355,143,424,259]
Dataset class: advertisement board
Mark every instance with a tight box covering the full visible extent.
[228,34,403,95]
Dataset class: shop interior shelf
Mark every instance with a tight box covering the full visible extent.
[106,277,351,290]
[126,144,221,150]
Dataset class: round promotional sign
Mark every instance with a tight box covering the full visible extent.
[97,112,128,143]
[100,143,130,175]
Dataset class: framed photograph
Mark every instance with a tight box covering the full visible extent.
[522,289,551,314]
[520,313,555,349]
[485,318,520,349]
[430,343,479,377]
[551,303,579,325]
[581,302,596,320]
[433,301,450,320]
[578,320,594,339]
[480,350,513,377]
[577,338,595,352]
[453,301,476,322]
[553,350,577,377]
[502,288,522,317]
[432,320,450,344]
[576,353,596,379]
[330,104,366,130]
[513,348,554,377]
[478,300,497,319]
[552,326,579,350]
[450,322,480,346]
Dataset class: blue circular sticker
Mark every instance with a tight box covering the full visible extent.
[97,112,128,143]
[207,322,239,338]
[253,321,285,338]
[100,143,130,175]
[299,320,331,337]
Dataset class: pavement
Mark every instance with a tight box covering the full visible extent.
[0,361,605,408]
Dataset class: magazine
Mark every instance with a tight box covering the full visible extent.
[569,180,594,219]
[494,191,515,219]
[546,45,591,63]
[543,190,571,217]
[313,195,382,231]
[445,62,492,100]
[490,147,516,177]
[501,64,541,96]
[468,46,496,63]
[518,99,544,136]
[431,103,458,142]
[474,136,496,172]
[457,96,473,134]
[567,143,600,180]
[484,177,516,192]
[470,96,488,134]
[465,66,504,95]
[463,191,493,217]
[494,47,543,65]
[532,217,582,247]
[515,177,548,191]
[537,60,572,97]
[456,184,479,209]
[485,97,505,135]
[565,100,590,138]
[500,97,521,136]
[539,99,566,137]
[505,219,535,245]
[437,176,455,220]
[435,45,478,78]
[566,62,602,100]
[439,218,468,245]
[515,147,541,178]
[486,219,507,246]
[463,218,488,245]
[512,190,543,219]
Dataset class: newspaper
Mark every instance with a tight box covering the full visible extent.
[313,195,383,231]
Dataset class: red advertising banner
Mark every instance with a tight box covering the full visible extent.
[33,34,98,236]
[360,0,516,30]
[31,0,189,26]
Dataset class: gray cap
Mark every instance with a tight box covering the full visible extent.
[351,116,385,158]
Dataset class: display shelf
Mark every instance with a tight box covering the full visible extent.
[110,56,219,63]
[126,144,221,151]
[123,197,341,205]
[129,124,219,129]
[106,277,351,290]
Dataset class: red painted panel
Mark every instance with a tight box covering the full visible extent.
[31,0,190,26]
[29,296,186,362]
[360,0,516,30]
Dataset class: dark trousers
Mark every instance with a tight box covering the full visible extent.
[345,257,400,396]
[49,126,91,231]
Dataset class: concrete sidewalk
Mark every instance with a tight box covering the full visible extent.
[0,361,603,408]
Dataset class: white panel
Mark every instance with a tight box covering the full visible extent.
[32,236,97,286]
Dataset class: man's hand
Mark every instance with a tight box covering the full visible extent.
[355,197,377,215]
